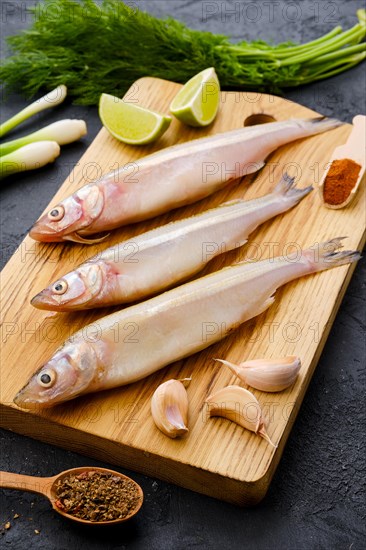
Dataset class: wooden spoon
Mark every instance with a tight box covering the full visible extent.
[0,466,143,525]
[319,114,366,209]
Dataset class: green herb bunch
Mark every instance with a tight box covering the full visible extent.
[1,0,365,105]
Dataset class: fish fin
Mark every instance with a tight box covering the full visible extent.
[298,116,343,133]
[303,237,361,272]
[274,172,296,193]
[238,239,248,248]
[64,232,110,244]
[251,295,276,318]
[274,172,313,202]
[243,160,265,175]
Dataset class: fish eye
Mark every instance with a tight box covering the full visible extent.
[52,280,68,295]
[37,369,57,388]
[48,205,65,221]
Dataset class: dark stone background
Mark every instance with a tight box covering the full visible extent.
[0,1,365,548]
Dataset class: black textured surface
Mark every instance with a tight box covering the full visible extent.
[0,1,365,549]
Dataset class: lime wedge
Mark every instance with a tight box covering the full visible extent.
[99,93,172,145]
[170,68,220,127]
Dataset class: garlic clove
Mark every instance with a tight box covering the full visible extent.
[216,356,301,392]
[151,379,189,438]
[205,385,276,447]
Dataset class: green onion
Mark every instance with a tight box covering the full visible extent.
[358,8,366,24]
[0,141,60,178]
[0,85,67,138]
[0,120,87,156]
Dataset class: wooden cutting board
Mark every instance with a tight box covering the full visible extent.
[1,78,365,506]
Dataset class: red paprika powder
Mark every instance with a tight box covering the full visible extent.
[323,158,361,205]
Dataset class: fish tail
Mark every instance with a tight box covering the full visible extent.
[274,172,313,204]
[298,116,344,134]
[303,237,361,273]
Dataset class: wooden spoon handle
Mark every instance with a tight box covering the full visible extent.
[0,471,54,497]
[348,115,366,149]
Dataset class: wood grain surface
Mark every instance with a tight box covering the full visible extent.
[1,77,365,505]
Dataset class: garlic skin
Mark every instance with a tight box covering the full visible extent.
[216,356,301,392]
[205,385,276,447]
[151,379,189,438]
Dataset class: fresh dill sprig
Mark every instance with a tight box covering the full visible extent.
[1,0,365,105]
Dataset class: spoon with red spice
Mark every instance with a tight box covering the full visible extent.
[319,115,365,209]
[0,466,143,525]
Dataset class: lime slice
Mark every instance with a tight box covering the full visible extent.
[99,93,172,145]
[170,68,220,127]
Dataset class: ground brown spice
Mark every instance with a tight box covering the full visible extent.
[55,471,141,522]
[323,158,361,205]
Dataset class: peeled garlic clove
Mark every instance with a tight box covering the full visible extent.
[205,385,276,447]
[216,356,301,392]
[151,379,189,438]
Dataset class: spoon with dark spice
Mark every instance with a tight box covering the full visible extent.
[0,466,143,525]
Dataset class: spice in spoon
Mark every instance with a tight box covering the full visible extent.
[323,158,361,206]
[54,470,141,522]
